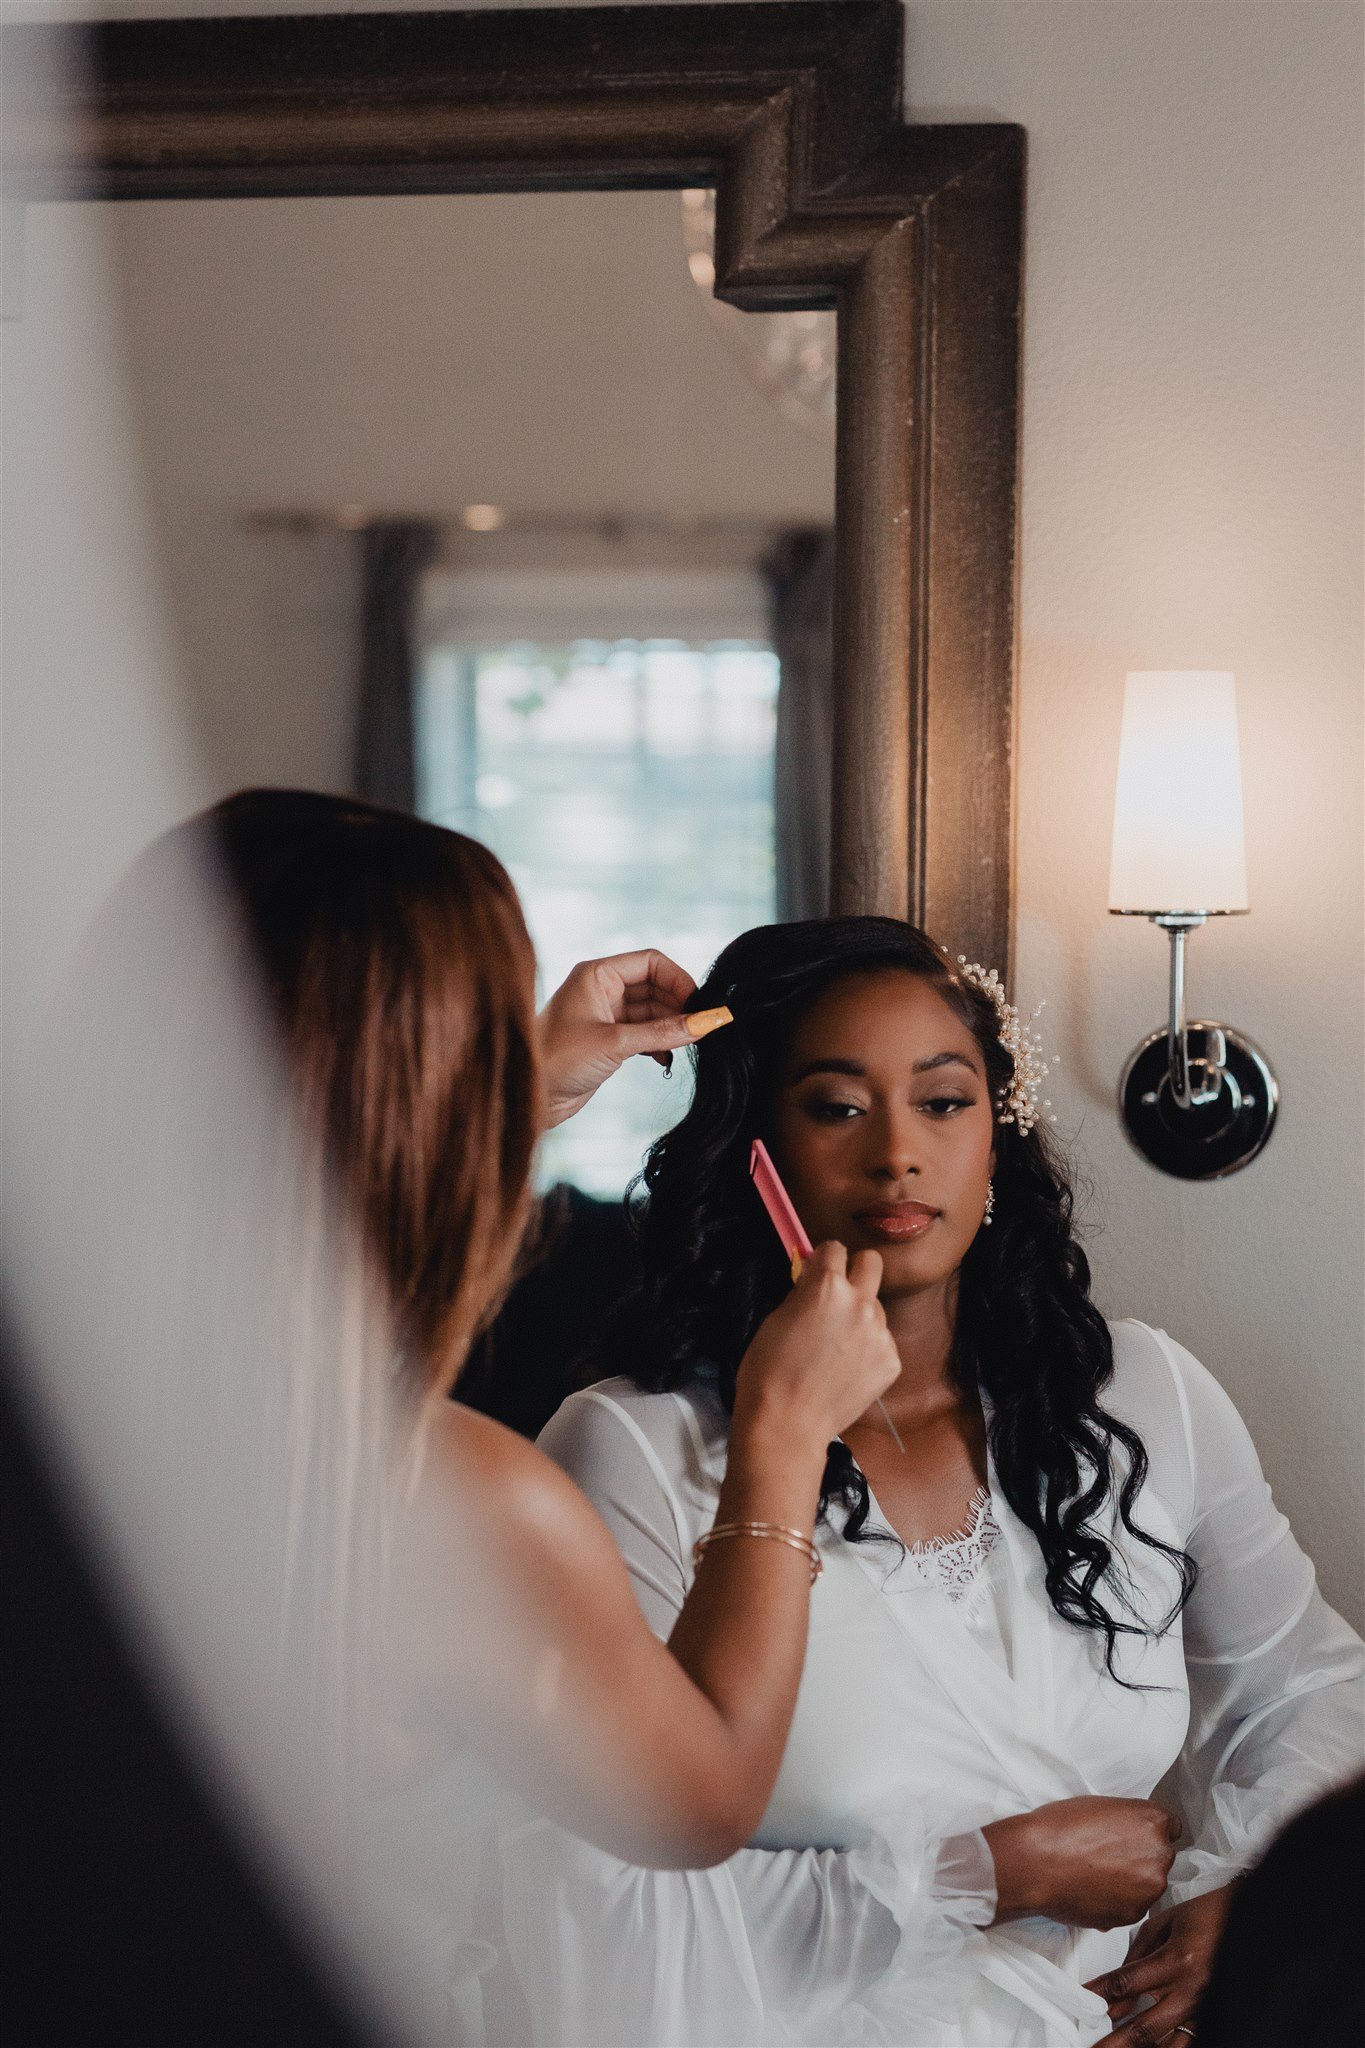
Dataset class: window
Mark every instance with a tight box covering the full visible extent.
[416,597,778,1195]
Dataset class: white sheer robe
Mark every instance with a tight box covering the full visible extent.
[498,1322,1363,2047]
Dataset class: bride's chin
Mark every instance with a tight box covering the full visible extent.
[874,1251,942,1295]
[871,1237,970,1297]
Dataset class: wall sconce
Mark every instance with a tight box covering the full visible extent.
[1109,671,1278,1178]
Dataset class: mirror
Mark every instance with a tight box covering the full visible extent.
[2,0,1024,967]
[5,0,1023,1429]
[45,184,835,1190]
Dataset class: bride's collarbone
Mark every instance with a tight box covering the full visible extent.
[844,1406,988,1550]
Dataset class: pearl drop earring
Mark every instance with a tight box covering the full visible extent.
[983,1179,995,1227]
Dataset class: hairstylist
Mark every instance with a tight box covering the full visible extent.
[182,790,901,1870]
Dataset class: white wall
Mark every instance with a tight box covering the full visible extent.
[903,1,1363,1624]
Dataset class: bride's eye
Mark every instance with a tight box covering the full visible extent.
[921,1093,974,1118]
[806,1098,863,1123]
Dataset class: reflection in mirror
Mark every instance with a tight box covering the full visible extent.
[67,187,836,1197]
[680,186,837,441]
[416,530,782,1193]
[23,186,837,1427]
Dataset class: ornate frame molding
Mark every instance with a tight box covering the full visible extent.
[4,1,1024,965]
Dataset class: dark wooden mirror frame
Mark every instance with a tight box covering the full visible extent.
[4,0,1023,968]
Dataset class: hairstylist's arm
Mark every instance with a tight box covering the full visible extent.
[538,950,726,1126]
[431,1244,897,1869]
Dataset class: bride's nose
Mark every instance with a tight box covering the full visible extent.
[866,1102,922,1182]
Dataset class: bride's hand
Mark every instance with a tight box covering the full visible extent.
[984,1795,1179,1931]
[1085,1885,1238,2041]
[538,951,731,1126]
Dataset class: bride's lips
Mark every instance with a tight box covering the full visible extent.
[853,1201,940,1243]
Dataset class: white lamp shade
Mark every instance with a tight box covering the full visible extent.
[1108,671,1249,914]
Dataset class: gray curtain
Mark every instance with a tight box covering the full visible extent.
[765,528,835,921]
[351,518,438,811]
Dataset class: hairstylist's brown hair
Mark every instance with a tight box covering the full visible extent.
[211,789,540,1400]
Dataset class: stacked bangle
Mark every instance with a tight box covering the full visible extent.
[692,1521,823,1585]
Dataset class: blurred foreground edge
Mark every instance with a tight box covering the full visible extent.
[1,1308,380,2048]
[1194,1768,1365,2048]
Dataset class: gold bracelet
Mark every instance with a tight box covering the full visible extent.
[692,1521,823,1585]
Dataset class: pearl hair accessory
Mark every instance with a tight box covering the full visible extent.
[955,958,1055,1136]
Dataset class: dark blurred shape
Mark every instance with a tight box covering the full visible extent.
[456,1185,638,1441]
[765,527,834,924]
[2,1318,378,2048]
[354,519,439,813]
[1195,1773,1365,2048]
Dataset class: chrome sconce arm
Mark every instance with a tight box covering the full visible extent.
[1159,913,1219,1109]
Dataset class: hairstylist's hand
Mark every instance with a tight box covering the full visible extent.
[984,1796,1179,1931]
[1085,1884,1238,2041]
[539,951,730,1127]
[733,1242,899,1447]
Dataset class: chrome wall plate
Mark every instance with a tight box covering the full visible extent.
[1118,1022,1279,1179]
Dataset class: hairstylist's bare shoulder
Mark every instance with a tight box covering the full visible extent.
[429,1401,623,1574]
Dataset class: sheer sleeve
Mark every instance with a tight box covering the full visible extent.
[499,1810,994,2047]
[1144,1330,1365,1903]
[535,1386,691,1639]
[506,1386,994,2046]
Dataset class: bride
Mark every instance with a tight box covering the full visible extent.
[504,915,1364,2047]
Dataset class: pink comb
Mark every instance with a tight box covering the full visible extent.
[749,1138,814,1267]
[748,1139,904,1453]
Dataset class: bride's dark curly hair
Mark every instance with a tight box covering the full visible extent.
[596,916,1195,1680]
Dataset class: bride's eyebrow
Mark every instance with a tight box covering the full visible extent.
[788,1057,865,1084]
[788,1050,981,1086]
[914,1051,980,1076]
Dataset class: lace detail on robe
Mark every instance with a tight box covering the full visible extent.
[893,1487,1000,1605]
